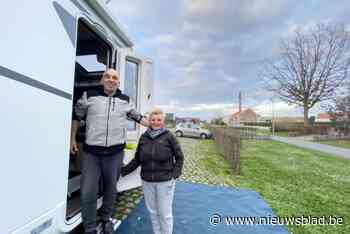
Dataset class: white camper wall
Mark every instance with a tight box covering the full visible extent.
[0,0,149,232]
[0,1,78,233]
[0,1,77,93]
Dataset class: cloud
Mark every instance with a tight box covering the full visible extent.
[182,0,289,37]
[252,99,326,118]
[150,34,177,45]
[159,102,233,112]
[158,102,235,120]
[219,70,238,84]
[106,0,349,120]
[157,98,308,120]
[253,100,301,117]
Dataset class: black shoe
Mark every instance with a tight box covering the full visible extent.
[102,219,114,234]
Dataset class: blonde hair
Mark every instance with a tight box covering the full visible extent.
[149,107,164,118]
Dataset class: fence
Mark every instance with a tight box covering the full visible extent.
[227,126,271,140]
[273,121,350,136]
[209,126,241,175]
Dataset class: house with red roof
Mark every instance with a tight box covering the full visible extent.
[316,113,332,122]
[228,108,257,125]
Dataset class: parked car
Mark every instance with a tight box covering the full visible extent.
[175,123,212,139]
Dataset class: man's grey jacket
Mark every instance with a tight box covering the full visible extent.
[73,87,143,155]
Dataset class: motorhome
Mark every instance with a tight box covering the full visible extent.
[1,0,153,233]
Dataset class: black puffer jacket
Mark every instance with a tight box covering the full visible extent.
[121,129,184,182]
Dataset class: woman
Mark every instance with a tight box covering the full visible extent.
[121,108,184,234]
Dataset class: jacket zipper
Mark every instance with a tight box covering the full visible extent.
[106,97,112,146]
[151,143,155,181]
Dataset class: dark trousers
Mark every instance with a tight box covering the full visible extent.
[80,150,124,232]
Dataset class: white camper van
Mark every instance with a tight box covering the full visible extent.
[1,0,153,233]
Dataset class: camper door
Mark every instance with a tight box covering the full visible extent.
[117,50,154,140]
[116,50,154,192]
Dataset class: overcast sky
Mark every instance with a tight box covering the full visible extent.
[107,0,350,120]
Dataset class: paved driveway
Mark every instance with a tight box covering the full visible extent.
[271,136,350,160]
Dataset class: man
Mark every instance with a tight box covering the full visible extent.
[70,68,148,234]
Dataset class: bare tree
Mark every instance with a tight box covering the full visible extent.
[326,82,350,121]
[262,24,350,126]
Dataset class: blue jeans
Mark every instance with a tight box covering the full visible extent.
[80,150,124,232]
[142,179,176,234]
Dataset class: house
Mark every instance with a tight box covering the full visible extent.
[316,113,332,122]
[274,117,304,123]
[175,117,201,124]
[228,108,258,125]
[257,116,272,123]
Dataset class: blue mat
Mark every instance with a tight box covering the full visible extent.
[116,181,288,234]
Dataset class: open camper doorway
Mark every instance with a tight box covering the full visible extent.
[66,18,112,221]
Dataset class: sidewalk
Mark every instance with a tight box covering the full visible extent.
[271,136,350,160]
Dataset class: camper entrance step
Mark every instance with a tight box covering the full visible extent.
[66,194,81,220]
[68,175,81,197]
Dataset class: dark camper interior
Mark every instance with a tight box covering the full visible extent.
[66,19,112,220]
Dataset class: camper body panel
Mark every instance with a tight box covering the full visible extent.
[0,1,79,233]
[10,205,62,234]
[0,77,72,233]
[1,1,153,233]
[0,1,78,93]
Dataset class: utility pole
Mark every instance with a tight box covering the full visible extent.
[238,91,242,126]
[239,91,242,113]
[271,95,275,136]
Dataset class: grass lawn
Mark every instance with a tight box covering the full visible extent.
[256,128,272,136]
[198,139,350,234]
[318,140,350,150]
[255,129,292,137]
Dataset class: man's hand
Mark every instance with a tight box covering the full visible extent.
[70,140,79,155]
[140,117,149,127]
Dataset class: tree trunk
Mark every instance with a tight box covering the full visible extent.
[303,105,309,127]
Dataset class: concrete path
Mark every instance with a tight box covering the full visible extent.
[271,136,350,160]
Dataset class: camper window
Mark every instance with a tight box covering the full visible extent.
[76,54,106,72]
[125,59,139,130]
